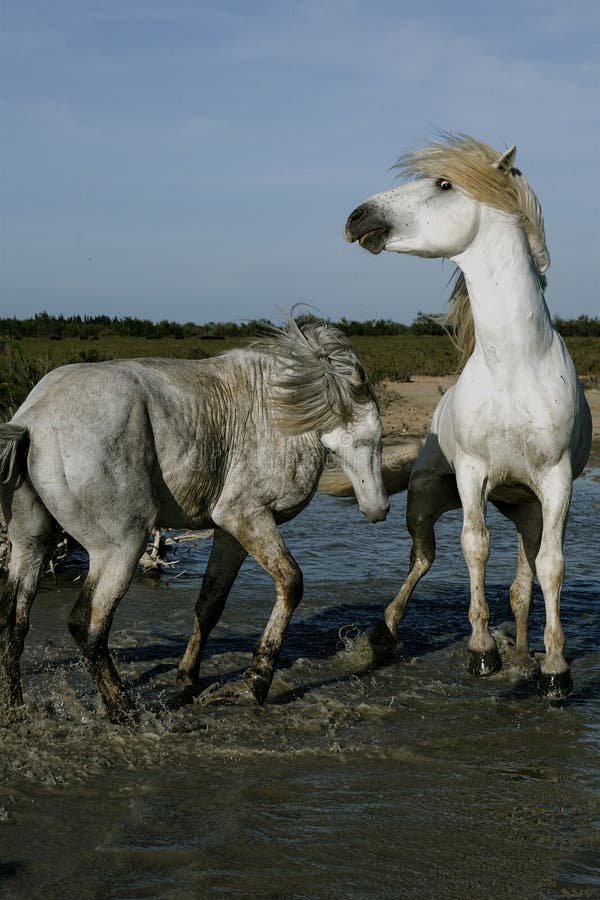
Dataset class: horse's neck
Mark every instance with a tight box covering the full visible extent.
[453,209,555,365]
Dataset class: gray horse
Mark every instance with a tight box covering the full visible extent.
[0,320,388,722]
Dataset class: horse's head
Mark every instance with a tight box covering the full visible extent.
[345,174,483,260]
[262,318,389,523]
[344,136,546,266]
[320,398,389,523]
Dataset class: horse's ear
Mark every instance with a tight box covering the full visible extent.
[492,145,517,173]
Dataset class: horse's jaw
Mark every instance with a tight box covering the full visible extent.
[351,228,388,255]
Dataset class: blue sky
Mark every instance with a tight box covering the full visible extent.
[2,0,599,325]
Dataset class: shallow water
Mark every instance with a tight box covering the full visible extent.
[1,471,600,898]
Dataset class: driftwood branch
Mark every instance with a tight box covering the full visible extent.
[0,517,214,578]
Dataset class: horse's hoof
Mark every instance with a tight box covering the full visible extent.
[468,645,502,677]
[244,669,272,706]
[175,684,202,706]
[371,620,399,646]
[537,669,573,700]
[368,621,399,657]
[175,669,197,688]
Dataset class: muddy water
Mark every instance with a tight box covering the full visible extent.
[1,472,600,898]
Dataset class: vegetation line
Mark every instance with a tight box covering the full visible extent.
[2,310,600,340]
[0,312,598,421]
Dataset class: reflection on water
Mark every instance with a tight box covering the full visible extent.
[1,471,599,898]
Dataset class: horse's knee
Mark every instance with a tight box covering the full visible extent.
[461,520,489,567]
[278,562,303,610]
[67,600,89,649]
[535,544,564,590]
[287,565,303,603]
[68,617,105,662]
[410,543,435,578]
[67,583,103,659]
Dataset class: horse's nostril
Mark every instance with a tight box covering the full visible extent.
[348,205,366,224]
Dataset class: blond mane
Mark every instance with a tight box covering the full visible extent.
[396,134,550,366]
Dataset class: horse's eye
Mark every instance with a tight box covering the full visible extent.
[436,178,452,191]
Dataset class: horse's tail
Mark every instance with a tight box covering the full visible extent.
[318,439,423,499]
[0,424,29,489]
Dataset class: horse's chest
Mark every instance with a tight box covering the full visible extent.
[441,378,572,473]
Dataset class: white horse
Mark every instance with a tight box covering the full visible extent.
[345,135,591,698]
[0,319,388,721]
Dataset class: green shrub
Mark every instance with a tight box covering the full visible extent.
[0,339,48,421]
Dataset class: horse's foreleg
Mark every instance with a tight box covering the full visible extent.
[456,461,500,676]
[534,461,573,698]
[379,472,460,643]
[245,543,303,705]
[68,539,146,722]
[214,509,303,705]
[177,529,247,686]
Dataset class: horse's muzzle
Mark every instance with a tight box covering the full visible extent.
[344,206,388,254]
[361,500,390,523]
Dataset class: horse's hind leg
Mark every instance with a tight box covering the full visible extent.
[377,470,460,645]
[496,500,542,667]
[0,489,55,707]
[177,529,248,686]
[68,537,147,722]
[510,532,537,666]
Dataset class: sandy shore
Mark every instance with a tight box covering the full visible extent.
[377,376,600,466]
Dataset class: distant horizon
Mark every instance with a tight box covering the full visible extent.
[1,308,598,330]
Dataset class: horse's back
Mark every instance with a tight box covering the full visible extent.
[13,358,238,442]
[15,358,206,414]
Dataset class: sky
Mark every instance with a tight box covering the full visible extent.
[2,0,600,326]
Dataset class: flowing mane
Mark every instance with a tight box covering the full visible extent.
[253,318,376,435]
[395,134,550,366]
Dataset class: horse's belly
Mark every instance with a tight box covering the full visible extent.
[489,482,538,504]
[155,475,219,530]
[155,501,214,531]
